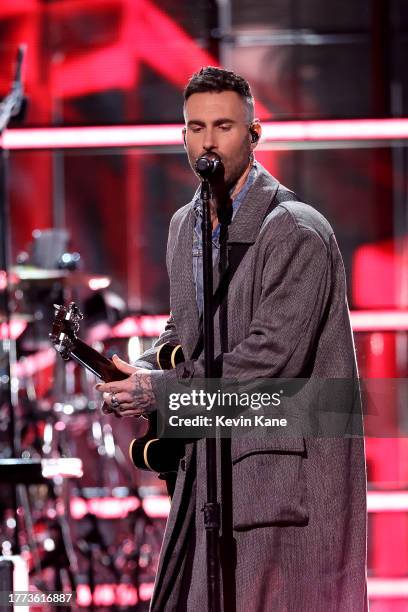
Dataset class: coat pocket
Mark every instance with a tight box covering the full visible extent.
[232,438,309,530]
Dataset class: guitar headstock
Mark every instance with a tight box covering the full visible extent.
[50,302,83,360]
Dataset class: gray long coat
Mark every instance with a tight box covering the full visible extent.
[138,164,367,612]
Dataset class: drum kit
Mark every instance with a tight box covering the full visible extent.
[0,236,168,608]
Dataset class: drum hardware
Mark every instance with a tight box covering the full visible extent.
[1,261,169,602]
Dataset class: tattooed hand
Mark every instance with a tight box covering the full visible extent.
[95,355,155,418]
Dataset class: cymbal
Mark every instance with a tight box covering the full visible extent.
[5,266,111,290]
[12,266,68,281]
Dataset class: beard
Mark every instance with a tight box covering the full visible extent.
[223,150,252,189]
[188,138,252,189]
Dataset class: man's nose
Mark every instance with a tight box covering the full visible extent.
[202,128,217,151]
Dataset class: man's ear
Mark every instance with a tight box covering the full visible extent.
[249,121,261,148]
[182,127,187,148]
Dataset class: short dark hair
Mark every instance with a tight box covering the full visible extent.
[183,66,254,120]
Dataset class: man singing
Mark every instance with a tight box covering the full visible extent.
[96,67,367,611]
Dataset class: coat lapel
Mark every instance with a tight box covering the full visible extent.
[227,163,280,245]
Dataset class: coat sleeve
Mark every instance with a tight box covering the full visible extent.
[132,312,181,370]
[151,225,331,393]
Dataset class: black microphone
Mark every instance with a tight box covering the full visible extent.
[195,152,222,180]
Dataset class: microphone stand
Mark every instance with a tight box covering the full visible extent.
[200,177,221,612]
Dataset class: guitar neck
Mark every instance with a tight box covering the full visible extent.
[69,338,128,382]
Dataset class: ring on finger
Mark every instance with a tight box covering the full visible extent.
[110,392,120,408]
